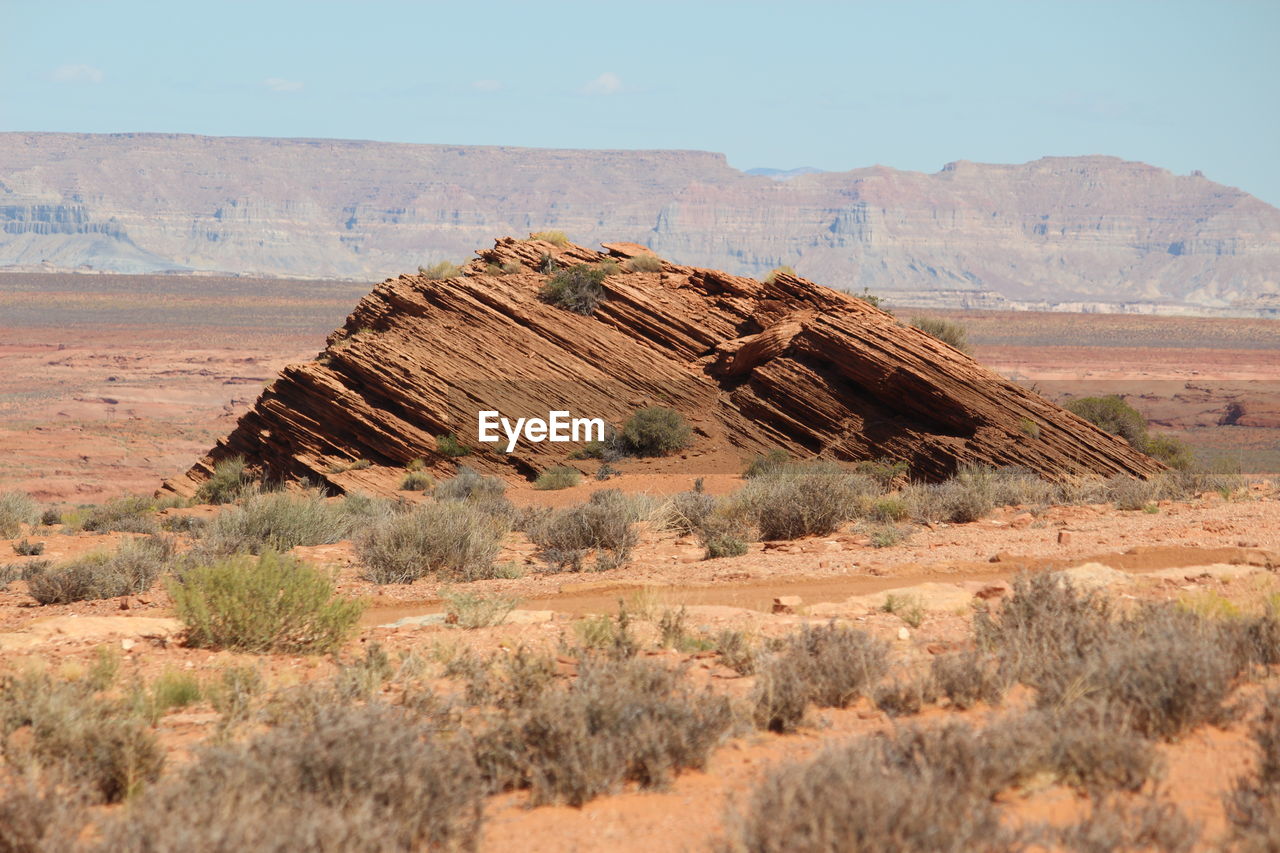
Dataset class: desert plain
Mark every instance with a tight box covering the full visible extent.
[1,268,1279,851]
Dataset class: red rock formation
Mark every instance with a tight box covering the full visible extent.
[163,237,1162,497]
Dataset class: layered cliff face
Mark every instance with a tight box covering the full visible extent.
[3,133,1277,312]
[163,237,1162,498]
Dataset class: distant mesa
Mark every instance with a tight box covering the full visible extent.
[744,166,826,180]
[163,236,1162,499]
[2,133,1278,316]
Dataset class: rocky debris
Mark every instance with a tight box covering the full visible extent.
[772,596,803,614]
[164,237,1163,497]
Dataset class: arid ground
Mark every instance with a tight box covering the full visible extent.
[2,272,1279,850]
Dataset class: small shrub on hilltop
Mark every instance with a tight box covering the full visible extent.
[196,456,254,505]
[357,500,510,584]
[622,253,662,273]
[1066,393,1194,467]
[533,465,581,491]
[0,491,38,537]
[763,265,795,284]
[911,315,973,354]
[529,229,570,247]
[540,263,608,315]
[418,260,462,280]
[169,550,363,654]
[26,535,174,605]
[621,406,691,457]
[527,489,643,572]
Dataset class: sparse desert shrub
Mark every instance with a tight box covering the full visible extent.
[663,488,717,535]
[203,489,353,554]
[196,456,254,505]
[623,253,662,273]
[169,550,363,654]
[11,538,44,556]
[1066,394,1149,448]
[728,726,1012,853]
[1047,797,1199,853]
[882,593,923,627]
[739,461,878,540]
[874,675,939,717]
[763,265,795,284]
[1226,689,1280,851]
[400,469,435,491]
[475,656,732,807]
[621,406,691,456]
[714,630,759,675]
[529,229,569,247]
[0,671,164,803]
[436,466,506,502]
[977,574,1245,740]
[98,702,484,852]
[540,263,607,315]
[1106,474,1160,510]
[1144,432,1195,470]
[1018,417,1041,438]
[444,591,520,629]
[527,489,642,572]
[357,500,510,584]
[533,465,580,491]
[931,649,1006,710]
[418,260,462,279]
[868,496,909,522]
[904,464,1007,524]
[1065,605,1244,740]
[500,259,523,275]
[26,535,173,605]
[698,507,751,559]
[435,433,471,457]
[0,491,38,537]
[853,457,910,487]
[142,669,203,719]
[911,315,972,354]
[80,495,159,534]
[0,775,90,852]
[742,448,791,479]
[989,465,1061,507]
[39,507,62,526]
[753,623,890,732]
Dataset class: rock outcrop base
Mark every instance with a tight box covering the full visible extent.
[164,237,1162,496]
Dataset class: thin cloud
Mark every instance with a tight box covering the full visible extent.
[51,64,104,84]
[580,71,623,96]
[263,77,305,93]
[472,79,502,92]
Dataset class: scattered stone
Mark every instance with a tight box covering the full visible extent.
[1058,530,1073,545]
[1054,562,1133,589]
[1010,512,1034,529]
[897,627,911,641]
[772,596,802,614]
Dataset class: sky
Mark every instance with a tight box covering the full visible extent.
[3,0,1278,205]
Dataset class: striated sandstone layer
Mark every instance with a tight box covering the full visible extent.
[163,238,1162,498]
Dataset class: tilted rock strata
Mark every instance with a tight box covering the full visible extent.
[164,238,1162,498]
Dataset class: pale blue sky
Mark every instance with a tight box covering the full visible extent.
[3,0,1278,205]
